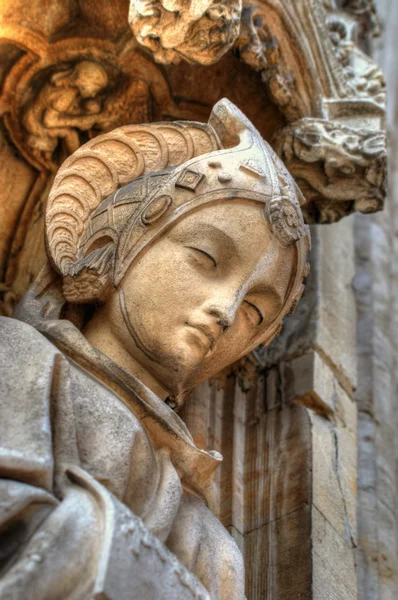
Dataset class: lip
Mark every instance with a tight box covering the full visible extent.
[185,322,217,352]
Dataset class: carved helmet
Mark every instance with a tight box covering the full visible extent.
[45,98,310,336]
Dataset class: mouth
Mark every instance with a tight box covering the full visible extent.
[185,322,217,352]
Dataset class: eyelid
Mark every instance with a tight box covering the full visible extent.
[187,246,217,267]
[244,300,264,325]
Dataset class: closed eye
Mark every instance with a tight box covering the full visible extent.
[187,246,217,268]
[244,301,264,326]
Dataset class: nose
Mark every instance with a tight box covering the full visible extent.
[208,307,232,332]
[206,289,242,333]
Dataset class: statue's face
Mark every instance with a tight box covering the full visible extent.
[106,201,294,395]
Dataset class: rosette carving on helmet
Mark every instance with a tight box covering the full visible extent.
[267,184,306,246]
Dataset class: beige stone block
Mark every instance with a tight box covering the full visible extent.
[244,505,357,600]
[241,403,312,534]
[316,216,357,393]
[313,506,357,600]
[287,350,337,416]
[243,506,312,600]
[284,350,357,432]
[310,411,357,547]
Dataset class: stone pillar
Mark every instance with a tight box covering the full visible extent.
[258,217,358,600]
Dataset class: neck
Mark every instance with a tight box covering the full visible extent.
[82,310,170,401]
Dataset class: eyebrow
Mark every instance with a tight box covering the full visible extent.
[179,222,238,256]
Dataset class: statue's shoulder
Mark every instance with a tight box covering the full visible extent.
[0,315,62,407]
[0,315,60,369]
[0,315,60,393]
[0,317,60,490]
[0,315,57,349]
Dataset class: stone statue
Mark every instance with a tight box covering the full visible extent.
[0,99,310,599]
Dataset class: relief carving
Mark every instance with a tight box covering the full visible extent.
[1,38,174,171]
[22,60,110,166]
[126,0,387,222]
[129,0,242,65]
[325,9,385,108]
[0,99,310,598]
[234,5,301,122]
[274,118,387,222]
[20,60,151,171]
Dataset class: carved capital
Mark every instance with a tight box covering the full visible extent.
[273,117,387,223]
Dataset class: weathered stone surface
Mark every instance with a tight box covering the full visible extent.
[244,506,313,599]
[310,408,357,546]
[274,118,387,223]
[313,506,357,600]
[0,1,394,599]
[129,0,242,65]
[0,99,311,599]
[353,2,398,597]
[264,215,357,396]
[286,350,338,415]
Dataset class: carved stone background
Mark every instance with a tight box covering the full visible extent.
[0,0,388,316]
[0,0,395,598]
[0,0,283,313]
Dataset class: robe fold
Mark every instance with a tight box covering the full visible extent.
[0,316,244,600]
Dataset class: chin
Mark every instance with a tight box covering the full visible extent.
[153,342,204,390]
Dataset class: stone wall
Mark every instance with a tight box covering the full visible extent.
[355,1,398,597]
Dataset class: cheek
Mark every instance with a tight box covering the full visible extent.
[203,315,253,370]
[121,242,209,324]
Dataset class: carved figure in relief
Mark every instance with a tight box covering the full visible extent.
[274,117,387,222]
[23,61,109,161]
[129,0,241,64]
[325,10,386,108]
[21,59,151,169]
[234,6,299,121]
[0,99,310,598]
